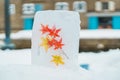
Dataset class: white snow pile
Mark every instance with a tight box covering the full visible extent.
[0,30,32,40]
[0,49,31,65]
[0,29,120,40]
[0,65,91,80]
[80,29,120,39]
[0,49,91,80]
[0,49,120,80]
[79,49,120,80]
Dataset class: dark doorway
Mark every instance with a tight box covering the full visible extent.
[98,17,112,29]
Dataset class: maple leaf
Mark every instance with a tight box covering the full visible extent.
[40,24,50,34]
[48,26,61,38]
[48,38,56,47]
[51,55,64,66]
[54,38,64,50]
[40,37,49,52]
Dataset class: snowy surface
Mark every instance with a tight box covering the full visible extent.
[0,49,91,80]
[0,30,32,40]
[0,29,120,40]
[0,49,120,80]
[80,29,120,39]
[79,49,120,80]
[0,10,120,79]
[0,49,31,65]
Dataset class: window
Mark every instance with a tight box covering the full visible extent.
[22,3,35,15]
[73,1,87,13]
[109,1,115,11]
[95,1,102,11]
[9,4,16,15]
[102,2,109,10]
[55,2,69,10]
[98,17,112,29]
[95,1,115,12]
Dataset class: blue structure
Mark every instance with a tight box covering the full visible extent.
[112,16,120,29]
[88,16,120,29]
[88,17,98,29]
[35,4,43,12]
[23,4,43,30]
[23,18,33,30]
[80,64,89,70]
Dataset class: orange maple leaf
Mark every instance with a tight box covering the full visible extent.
[48,38,56,47]
[40,24,50,34]
[54,38,64,50]
[48,26,61,38]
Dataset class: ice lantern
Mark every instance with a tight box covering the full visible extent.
[32,11,81,70]
[22,3,35,15]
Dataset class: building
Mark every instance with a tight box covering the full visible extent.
[1,0,120,51]
[0,0,120,32]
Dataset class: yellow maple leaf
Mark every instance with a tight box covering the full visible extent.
[51,55,64,66]
[40,37,49,52]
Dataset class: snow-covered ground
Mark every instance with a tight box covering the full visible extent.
[0,49,120,80]
[0,29,120,80]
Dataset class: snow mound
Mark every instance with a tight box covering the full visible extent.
[0,65,92,80]
[1,29,120,40]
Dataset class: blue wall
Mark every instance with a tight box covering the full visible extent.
[35,4,43,12]
[88,16,120,29]
[112,16,120,29]
[88,17,98,29]
[23,4,43,30]
[23,18,33,30]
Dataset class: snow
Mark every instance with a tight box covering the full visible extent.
[0,29,120,40]
[0,30,32,40]
[0,49,92,80]
[0,49,120,80]
[0,49,31,65]
[0,29,120,79]
[80,29,120,39]
[79,49,120,80]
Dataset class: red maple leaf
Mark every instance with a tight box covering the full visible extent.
[48,26,61,38]
[54,38,64,50]
[48,38,57,47]
[40,24,50,34]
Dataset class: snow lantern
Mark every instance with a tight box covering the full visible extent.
[32,11,80,70]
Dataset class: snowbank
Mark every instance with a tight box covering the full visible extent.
[0,64,92,80]
[0,29,120,40]
[0,49,92,80]
[0,30,32,40]
[0,49,120,80]
[79,49,120,80]
[0,49,31,65]
[80,29,120,39]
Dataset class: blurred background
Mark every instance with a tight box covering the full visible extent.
[0,0,120,52]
